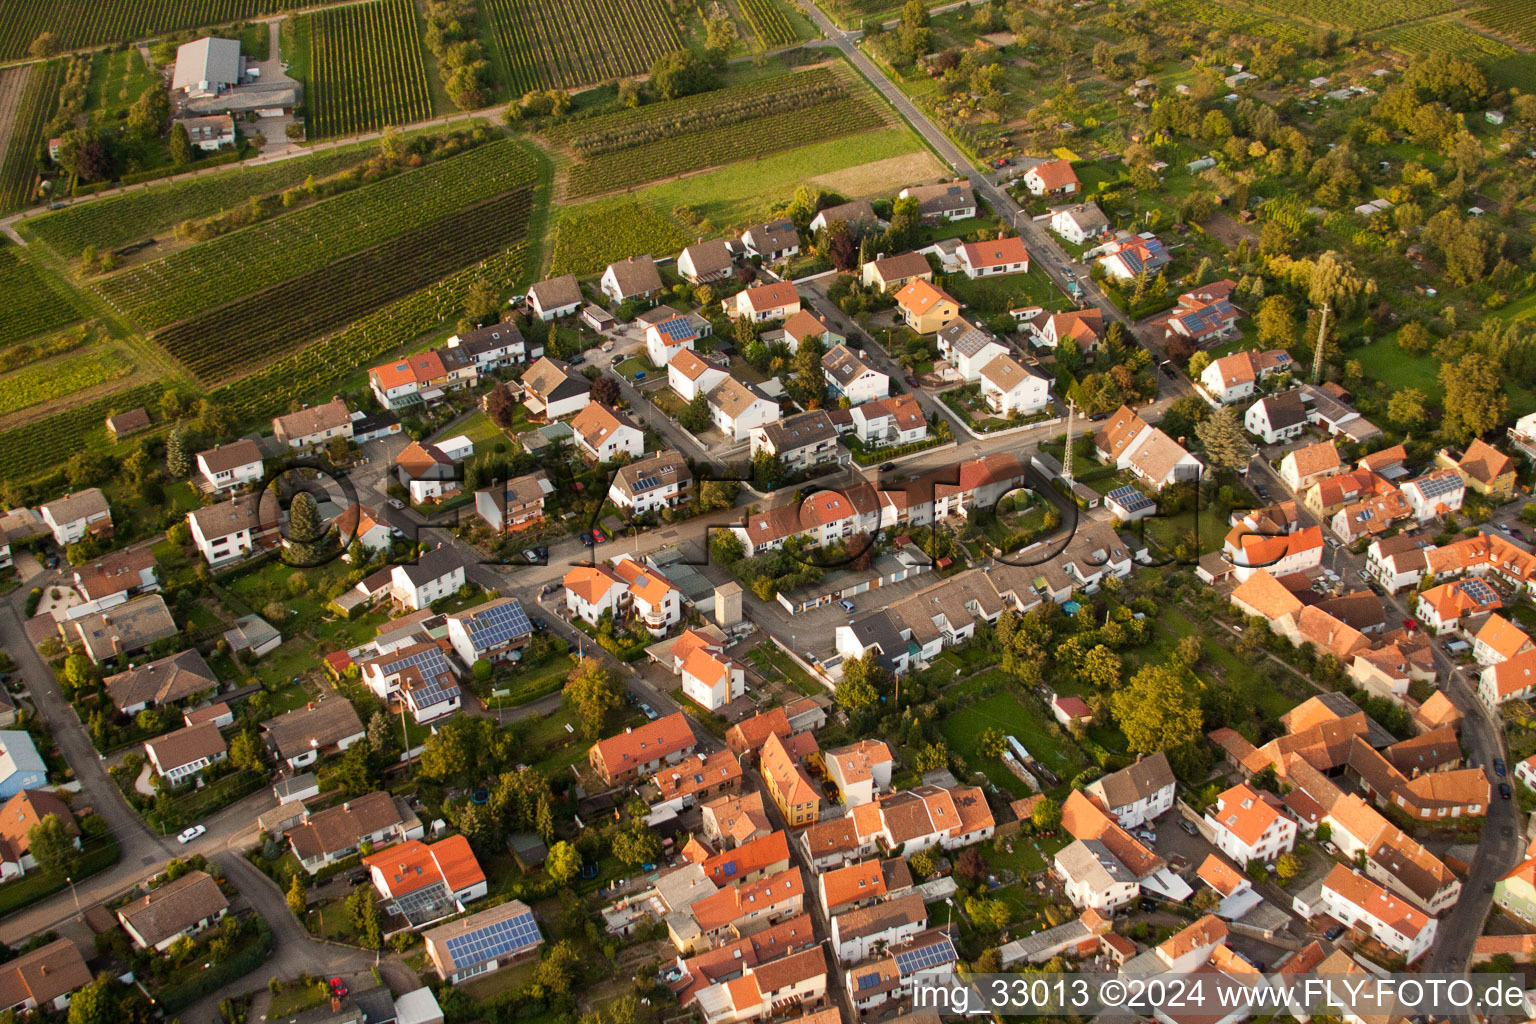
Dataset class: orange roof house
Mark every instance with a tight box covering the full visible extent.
[893,279,960,333]
[761,732,820,827]
[589,712,698,785]
[363,835,486,919]
[725,708,793,757]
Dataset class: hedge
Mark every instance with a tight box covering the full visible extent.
[157,920,274,1012]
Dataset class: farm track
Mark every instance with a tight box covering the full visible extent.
[0,60,60,214]
[0,66,28,186]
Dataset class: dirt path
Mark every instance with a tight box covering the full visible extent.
[0,65,32,187]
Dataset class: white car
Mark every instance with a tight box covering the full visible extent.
[177,825,207,844]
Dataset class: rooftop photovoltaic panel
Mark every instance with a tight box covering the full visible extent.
[655,318,694,343]
[1457,578,1497,604]
[444,910,543,967]
[894,937,958,976]
[636,476,661,491]
[1412,473,1462,500]
[858,972,882,990]
[411,673,460,710]
[383,644,455,679]
[1107,485,1154,513]
[462,600,533,648]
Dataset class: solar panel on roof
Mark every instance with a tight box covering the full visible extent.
[858,973,882,990]
[893,938,957,975]
[1412,473,1462,500]
[463,600,533,650]
[411,673,460,710]
[636,476,660,491]
[443,910,542,967]
[1458,578,1497,604]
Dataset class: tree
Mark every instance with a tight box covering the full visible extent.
[612,825,661,866]
[564,658,623,739]
[1111,664,1203,754]
[535,940,582,994]
[897,0,932,61]
[1387,387,1429,430]
[27,814,79,878]
[649,49,716,100]
[909,848,938,879]
[229,730,265,773]
[1255,295,1299,349]
[348,884,383,949]
[977,728,1006,759]
[836,651,885,713]
[679,392,710,433]
[67,977,115,1024]
[591,376,620,406]
[165,427,188,478]
[286,872,308,916]
[126,85,169,142]
[286,491,329,565]
[1275,851,1301,883]
[367,710,393,752]
[1080,645,1123,689]
[883,196,922,252]
[1195,407,1250,472]
[27,31,58,58]
[1396,321,1431,355]
[168,122,192,166]
[547,840,580,884]
[1439,353,1506,443]
[1031,796,1062,831]
[1191,887,1219,913]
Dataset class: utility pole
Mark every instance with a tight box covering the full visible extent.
[1063,398,1076,485]
[1312,303,1329,384]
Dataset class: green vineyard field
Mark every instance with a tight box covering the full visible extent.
[0,0,327,62]
[0,348,135,417]
[738,0,800,47]
[481,0,686,93]
[0,382,164,482]
[0,61,63,215]
[154,187,535,383]
[1382,20,1536,92]
[98,140,533,329]
[1470,0,1536,47]
[0,246,84,346]
[550,203,692,276]
[301,0,433,138]
[1231,0,1454,30]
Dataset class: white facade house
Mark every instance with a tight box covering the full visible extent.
[1049,202,1110,244]
[39,489,111,546]
[1205,783,1297,864]
[668,349,728,402]
[1083,752,1175,830]
[1319,865,1435,964]
[571,404,645,462]
[625,563,683,638]
[600,256,662,304]
[957,237,1029,279]
[978,355,1051,417]
[187,493,274,566]
[563,565,627,626]
[608,452,691,516]
[1244,392,1309,444]
[707,377,781,442]
[1055,839,1139,911]
[645,315,699,369]
[389,547,467,611]
[1480,649,1536,708]
[195,440,263,493]
[526,274,583,321]
[1401,469,1466,523]
[936,318,1009,381]
[1199,350,1293,404]
[822,344,890,406]
[850,395,927,448]
[680,647,745,710]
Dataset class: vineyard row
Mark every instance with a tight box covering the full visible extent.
[304,0,434,139]
[0,0,327,63]
[0,61,63,215]
[0,246,85,346]
[481,0,685,94]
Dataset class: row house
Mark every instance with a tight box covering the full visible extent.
[1222,524,1324,584]
[693,947,828,1023]
[678,866,806,952]
[650,750,744,820]
[829,892,926,963]
[1319,864,1435,964]
[590,711,698,786]
[846,934,958,1015]
[1278,439,1343,492]
[750,411,841,473]
[369,348,477,410]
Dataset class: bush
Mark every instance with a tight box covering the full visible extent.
[156,921,273,1012]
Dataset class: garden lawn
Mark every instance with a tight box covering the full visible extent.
[941,268,1066,316]
[938,691,1083,797]
[451,409,509,447]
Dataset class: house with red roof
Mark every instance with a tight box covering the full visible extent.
[1319,864,1435,963]
[725,281,800,322]
[1022,159,1079,197]
[1416,578,1501,634]
[363,835,487,928]
[1051,694,1094,728]
[1204,783,1296,864]
[1474,613,1533,666]
[590,712,698,786]
[957,236,1029,279]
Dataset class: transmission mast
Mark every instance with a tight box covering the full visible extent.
[1312,303,1330,384]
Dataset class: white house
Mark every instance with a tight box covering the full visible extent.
[526,274,583,321]
[563,565,627,626]
[830,893,927,964]
[187,492,277,566]
[195,439,263,493]
[521,357,591,421]
[677,239,734,284]
[1319,864,1435,964]
[272,398,353,449]
[144,723,228,786]
[850,394,927,448]
[1084,752,1175,829]
[571,404,645,462]
[1097,235,1171,281]
[707,377,779,442]
[644,310,700,369]
[1094,406,1204,490]
[389,546,467,611]
[1480,649,1536,708]
[600,256,663,304]
[978,355,1051,417]
[621,559,683,637]
[823,345,889,405]
[447,322,529,371]
[727,281,800,322]
[1049,202,1110,244]
[39,488,111,546]
[1198,349,1293,404]
[740,219,801,261]
[957,236,1029,279]
[1204,783,1297,864]
[446,597,533,667]
[1400,469,1465,523]
[668,349,728,402]
[359,642,461,723]
[936,318,1009,381]
[825,740,893,808]
[1278,440,1344,492]
[1474,614,1533,666]
[609,451,692,516]
[0,939,90,1012]
[681,646,745,710]
[1055,839,1139,911]
[1244,391,1309,444]
[1022,159,1079,197]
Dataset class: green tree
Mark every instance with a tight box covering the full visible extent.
[564,658,623,739]
[977,728,1006,759]
[1081,645,1123,689]
[649,49,716,100]
[165,427,188,478]
[1194,407,1250,472]
[535,940,582,994]
[286,872,308,916]
[348,884,384,949]
[27,814,80,878]
[1111,664,1203,754]
[1396,321,1431,355]
[286,491,329,564]
[547,840,580,884]
[612,825,661,866]
[1275,851,1301,883]
[836,651,885,713]
[168,122,192,166]
[1031,795,1062,831]
[126,84,169,141]
[1255,295,1298,349]
[229,730,265,773]
[1387,387,1429,430]
[680,392,710,433]
[67,976,116,1024]
[897,0,932,61]
[1439,353,1506,442]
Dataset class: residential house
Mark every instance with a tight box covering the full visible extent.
[850,394,927,448]
[1279,440,1344,492]
[644,308,702,368]
[824,740,893,808]
[1084,752,1175,829]
[761,732,820,827]
[958,236,1030,278]
[69,594,178,663]
[289,790,421,874]
[1049,202,1110,244]
[446,598,534,668]
[520,357,591,421]
[685,830,791,888]
[571,404,645,462]
[696,946,828,1022]
[39,488,111,546]
[1319,864,1435,963]
[144,722,227,786]
[1023,159,1079,196]
[1400,468,1466,523]
[1417,578,1501,634]
[448,321,530,371]
[475,469,554,534]
[0,938,91,1013]
[389,546,467,611]
[615,557,683,637]
[1097,235,1171,281]
[669,349,729,402]
[1198,349,1292,404]
[775,310,842,354]
[1092,405,1204,489]
[936,318,1009,381]
[600,256,663,304]
[724,709,794,760]
[1244,390,1309,444]
[1055,839,1140,911]
[1480,649,1536,708]
[750,411,840,473]
[335,504,392,553]
[72,547,160,613]
[273,399,353,449]
[727,282,800,322]
[652,750,744,818]
[1223,524,1324,583]
[1023,308,1105,353]
[681,645,745,711]
[395,440,463,504]
[195,439,263,493]
[677,240,735,284]
[829,892,927,963]
[526,274,583,321]
[0,790,79,880]
[423,900,543,983]
[1474,613,1533,666]
[117,870,228,951]
[708,377,780,442]
[978,354,1051,417]
[893,279,960,334]
[844,935,956,1015]
[1438,439,1516,500]
[359,641,461,723]
[1205,783,1297,863]
[1304,466,1395,519]
[740,220,801,261]
[809,200,880,234]
[1366,534,1433,593]
[702,791,773,848]
[610,451,692,516]
[564,564,627,626]
[590,712,698,786]
[898,183,976,222]
[104,649,217,716]
[817,857,909,916]
[368,349,477,411]
[0,733,45,798]
[860,251,932,293]
[1165,280,1243,347]
[364,835,487,927]
[684,866,806,952]
[262,698,366,770]
[822,344,890,405]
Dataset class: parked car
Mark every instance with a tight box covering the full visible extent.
[329,979,348,998]
[1179,820,1198,836]
[177,825,206,844]
[1136,829,1156,843]
[879,462,897,472]
[1501,782,1513,800]
[580,533,595,546]
[1358,570,1370,582]
[523,548,541,563]
[639,703,659,721]
[840,599,856,613]
[1495,758,1507,777]
[593,528,606,543]
[387,498,405,510]
[1324,924,1345,941]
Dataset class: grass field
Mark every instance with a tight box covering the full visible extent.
[298,0,434,138]
[481,0,687,94]
[85,48,159,127]
[938,688,1085,797]
[1352,330,1536,418]
[0,347,135,417]
[549,202,693,277]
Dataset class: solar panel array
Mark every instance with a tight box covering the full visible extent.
[384,645,455,685]
[1412,472,1462,500]
[857,972,882,991]
[1107,485,1154,513]
[636,476,661,491]
[656,318,694,343]
[444,909,543,968]
[1458,578,1497,604]
[463,599,533,649]
[411,672,460,711]
[894,937,957,976]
